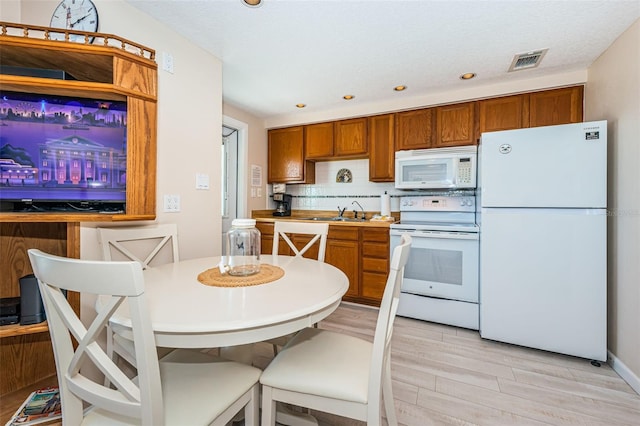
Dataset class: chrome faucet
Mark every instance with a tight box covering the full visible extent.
[351,201,365,220]
[337,206,347,217]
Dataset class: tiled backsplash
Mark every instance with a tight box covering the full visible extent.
[269,159,404,213]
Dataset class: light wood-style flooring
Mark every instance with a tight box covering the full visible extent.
[251,302,640,426]
[3,302,638,426]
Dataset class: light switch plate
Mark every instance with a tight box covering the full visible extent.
[195,173,210,190]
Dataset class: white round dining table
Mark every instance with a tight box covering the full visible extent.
[106,255,349,349]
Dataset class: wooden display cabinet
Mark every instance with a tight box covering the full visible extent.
[0,22,158,396]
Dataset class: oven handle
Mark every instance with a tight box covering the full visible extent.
[390,229,479,240]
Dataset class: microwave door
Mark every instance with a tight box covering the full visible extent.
[397,157,454,188]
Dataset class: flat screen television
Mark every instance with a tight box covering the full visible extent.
[0,90,127,213]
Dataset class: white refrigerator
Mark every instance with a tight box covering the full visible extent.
[479,121,607,361]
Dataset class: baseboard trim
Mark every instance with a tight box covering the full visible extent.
[608,350,640,395]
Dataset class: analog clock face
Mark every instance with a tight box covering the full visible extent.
[50,0,99,42]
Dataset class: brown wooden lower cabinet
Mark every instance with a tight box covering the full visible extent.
[257,222,390,306]
[360,228,390,304]
[326,227,360,299]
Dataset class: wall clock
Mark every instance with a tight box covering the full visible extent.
[50,0,99,43]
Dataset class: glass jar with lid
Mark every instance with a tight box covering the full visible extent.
[220,218,261,276]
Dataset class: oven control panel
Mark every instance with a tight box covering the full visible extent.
[400,196,475,212]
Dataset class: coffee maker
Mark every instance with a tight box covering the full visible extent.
[272,184,292,217]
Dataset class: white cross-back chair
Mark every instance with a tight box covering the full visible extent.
[28,249,261,426]
[97,224,180,368]
[260,234,412,426]
[266,221,330,354]
[97,224,179,269]
[272,221,329,261]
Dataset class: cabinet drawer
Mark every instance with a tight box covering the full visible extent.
[363,242,388,258]
[362,229,389,242]
[328,227,359,241]
[363,257,388,273]
[362,272,387,300]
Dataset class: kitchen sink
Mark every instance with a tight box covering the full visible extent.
[299,217,366,222]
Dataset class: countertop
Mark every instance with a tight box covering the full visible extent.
[252,210,398,228]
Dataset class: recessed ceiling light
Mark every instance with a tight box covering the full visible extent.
[295,103,306,108]
[393,85,407,92]
[460,73,476,80]
[242,0,262,7]
[343,95,355,100]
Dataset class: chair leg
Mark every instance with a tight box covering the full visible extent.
[244,384,260,426]
[104,327,115,387]
[261,385,277,426]
[382,357,398,426]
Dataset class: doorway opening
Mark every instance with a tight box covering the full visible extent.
[221,116,248,253]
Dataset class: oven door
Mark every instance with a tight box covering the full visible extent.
[390,228,479,303]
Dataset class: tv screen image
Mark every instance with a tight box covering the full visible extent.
[0,90,127,212]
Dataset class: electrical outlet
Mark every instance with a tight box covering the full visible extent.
[163,194,180,212]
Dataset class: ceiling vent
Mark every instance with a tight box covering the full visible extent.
[508,49,548,72]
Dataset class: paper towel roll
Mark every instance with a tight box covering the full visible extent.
[380,191,391,216]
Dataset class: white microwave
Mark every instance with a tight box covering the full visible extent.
[395,146,477,189]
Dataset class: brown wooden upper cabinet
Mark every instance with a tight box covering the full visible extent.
[529,86,584,127]
[395,108,434,150]
[268,126,315,183]
[435,101,477,147]
[368,114,395,182]
[305,122,335,159]
[334,117,368,158]
[479,94,530,133]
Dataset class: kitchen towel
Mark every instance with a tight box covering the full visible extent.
[380,191,391,216]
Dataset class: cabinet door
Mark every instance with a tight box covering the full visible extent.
[305,122,334,160]
[326,239,360,298]
[326,226,360,298]
[268,127,315,183]
[256,222,274,255]
[395,108,434,150]
[529,86,584,127]
[436,101,477,147]
[479,94,530,133]
[291,234,321,260]
[368,114,395,182]
[334,118,368,157]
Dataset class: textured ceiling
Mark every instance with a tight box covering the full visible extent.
[126,0,640,121]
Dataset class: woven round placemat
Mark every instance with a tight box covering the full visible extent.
[197,264,284,287]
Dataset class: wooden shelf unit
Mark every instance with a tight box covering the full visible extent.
[0,22,158,396]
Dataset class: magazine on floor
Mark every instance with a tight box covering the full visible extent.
[5,387,61,426]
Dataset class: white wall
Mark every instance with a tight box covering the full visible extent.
[586,19,640,392]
